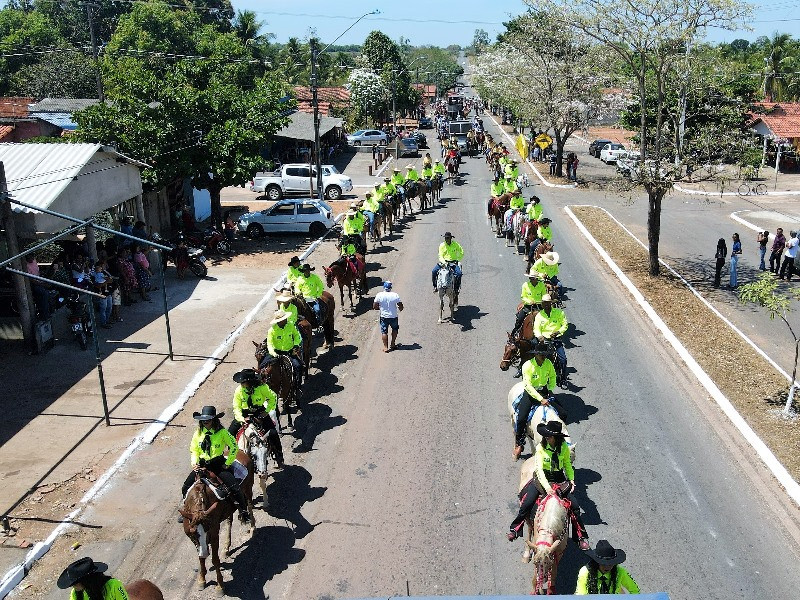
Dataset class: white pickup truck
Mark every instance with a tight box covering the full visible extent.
[250,164,353,201]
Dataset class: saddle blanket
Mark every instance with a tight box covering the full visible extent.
[186,459,248,501]
[512,394,561,425]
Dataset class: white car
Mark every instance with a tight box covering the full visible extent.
[346,129,388,146]
[237,198,334,238]
[600,143,627,164]
[250,164,352,201]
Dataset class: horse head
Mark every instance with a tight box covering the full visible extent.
[323,265,335,287]
[253,340,268,365]
[180,475,213,534]
[244,422,270,475]
[500,332,519,371]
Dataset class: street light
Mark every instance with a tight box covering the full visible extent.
[311,9,379,201]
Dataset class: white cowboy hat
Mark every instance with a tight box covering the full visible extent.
[349,202,359,209]
[275,289,293,303]
[405,164,414,169]
[270,309,291,325]
[526,268,545,279]
[541,251,560,266]
[346,209,358,217]
[541,293,553,302]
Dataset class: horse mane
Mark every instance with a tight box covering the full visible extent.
[536,494,567,541]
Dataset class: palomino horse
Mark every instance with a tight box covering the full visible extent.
[236,411,280,510]
[436,262,456,323]
[255,352,298,429]
[489,193,511,234]
[292,293,336,349]
[127,580,164,600]
[506,381,574,463]
[517,473,569,594]
[324,257,367,312]
[180,450,255,593]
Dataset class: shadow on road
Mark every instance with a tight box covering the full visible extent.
[266,464,326,539]
[291,400,346,454]
[557,390,597,426]
[454,304,488,331]
[572,467,605,527]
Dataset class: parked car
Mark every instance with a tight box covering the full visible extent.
[616,151,641,177]
[397,137,419,157]
[346,129,388,146]
[588,139,612,158]
[250,164,352,201]
[418,116,433,129]
[237,198,334,238]
[410,131,428,148]
[600,143,627,164]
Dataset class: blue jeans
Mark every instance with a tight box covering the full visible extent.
[96,294,112,325]
[730,255,739,288]
[363,210,375,231]
[759,246,767,270]
[308,299,323,325]
[431,264,462,293]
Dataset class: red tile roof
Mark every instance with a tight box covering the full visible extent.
[293,86,350,104]
[0,125,14,141]
[0,97,33,118]
[748,102,800,139]
[412,83,437,97]
[296,101,333,116]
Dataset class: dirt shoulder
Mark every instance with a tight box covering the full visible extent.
[571,205,800,482]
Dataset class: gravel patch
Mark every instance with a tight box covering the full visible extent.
[572,205,800,482]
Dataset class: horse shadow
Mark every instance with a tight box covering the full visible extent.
[572,467,605,526]
[368,244,397,255]
[314,343,357,369]
[554,543,588,595]
[291,400,346,454]
[265,464,326,539]
[223,525,304,598]
[453,304,487,331]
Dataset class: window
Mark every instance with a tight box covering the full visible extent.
[285,168,302,177]
[270,204,295,216]
[298,203,320,215]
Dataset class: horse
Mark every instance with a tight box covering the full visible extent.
[436,262,456,323]
[512,211,526,253]
[522,219,539,257]
[368,210,384,245]
[506,381,574,463]
[382,199,395,236]
[291,293,336,350]
[255,352,298,429]
[324,257,367,312]
[179,450,255,593]
[500,310,538,373]
[236,411,279,511]
[445,157,458,182]
[489,193,511,234]
[431,175,443,202]
[126,580,164,600]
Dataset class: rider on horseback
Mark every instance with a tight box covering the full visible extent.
[513,342,556,459]
[296,263,325,326]
[508,418,590,551]
[391,167,405,200]
[181,405,250,523]
[362,192,379,237]
[504,175,520,195]
[337,231,364,278]
[510,189,525,211]
[229,369,284,468]
[504,159,519,181]
[266,309,304,391]
[421,162,434,191]
[286,255,302,292]
[575,540,640,594]
[431,231,463,297]
[528,217,552,260]
[534,294,568,386]
[526,196,543,222]
[512,269,548,337]
[531,251,562,296]
[58,557,128,600]
[433,159,446,180]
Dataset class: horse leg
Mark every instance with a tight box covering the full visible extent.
[449,291,455,319]
[260,474,269,510]
[223,515,232,557]
[283,392,293,428]
[522,519,533,563]
[197,557,207,589]
[213,533,225,594]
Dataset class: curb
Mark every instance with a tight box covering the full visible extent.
[485,115,577,189]
[0,228,339,599]
[564,204,800,508]
[675,183,800,197]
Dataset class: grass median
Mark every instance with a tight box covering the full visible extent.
[570,205,800,482]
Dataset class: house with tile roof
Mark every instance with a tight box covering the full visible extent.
[747,102,800,172]
[292,86,350,116]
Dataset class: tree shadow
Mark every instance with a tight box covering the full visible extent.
[454,304,488,331]
[265,464,326,539]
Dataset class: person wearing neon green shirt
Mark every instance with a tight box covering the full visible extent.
[510,190,525,210]
[508,416,589,550]
[228,368,284,467]
[431,231,464,300]
[505,161,519,180]
[528,217,553,262]
[421,164,434,179]
[504,177,519,194]
[526,196,543,222]
[433,159,446,177]
[180,405,250,522]
[286,255,302,291]
[58,557,129,600]
[266,309,304,389]
[391,168,405,188]
[342,210,364,236]
[532,251,562,296]
[362,192,379,236]
[296,263,325,325]
[512,270,547,337]
[382,176,396,197]
[575,540,640,595]
[534,294,568,386]
[405,164,419,182]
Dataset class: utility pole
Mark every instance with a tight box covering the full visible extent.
[83,2,105,103]
[392,74,397,133]
[310,38,323,201]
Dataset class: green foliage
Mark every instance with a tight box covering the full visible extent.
[10,51,99,98]
[405,46,463,97]
[739,272,800,322]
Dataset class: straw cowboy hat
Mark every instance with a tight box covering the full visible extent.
[541,251,560,266]
[192,405,225,421]
[57,558,108,589]
[232,368,260,384]
[346,209,358,217]
[526,267,545,279]
[349,202,359,209]
[270,309,291,325]
[541,293,553,302]
[585,540,627,566]
[536,420,565,438]
[275,288,293,303]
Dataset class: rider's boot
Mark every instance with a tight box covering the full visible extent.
[232,486,250,523]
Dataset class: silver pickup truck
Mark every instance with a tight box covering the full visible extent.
[250,164,353,201]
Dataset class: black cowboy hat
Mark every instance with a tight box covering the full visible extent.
[540,217,552,224]
[57,557,108,589]
[585,539,627,565]
[232,368,259,384]
[536,420,565,438]
[532,341,550,355]
[193,405,224,421]
[442,231,453,238]
[288,256,301,266]
[301,263,315,271]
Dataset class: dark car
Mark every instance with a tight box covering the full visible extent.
[419,116,433,129]
[397,137,419,157]
[589,139,612,158]
[410,131,428,148]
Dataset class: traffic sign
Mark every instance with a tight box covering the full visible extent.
[535,133,552,149]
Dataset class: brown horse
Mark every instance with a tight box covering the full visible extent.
[127,580,164,600]
[180,450,255,594]
[500,309,537,372]
[291,293,335,349]
[489,193,512,234]
[324,256,367,312]
[256,353,298,429]
[523,219,539,257]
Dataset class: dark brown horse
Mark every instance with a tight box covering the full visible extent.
[127,580,165,600]
[523,219,539,257]
[324,256,367,312]
[500,308,537,372]
[253,351,298,429]
[489,192,511,234]
[292,293,336,349]
[180,450,255,594]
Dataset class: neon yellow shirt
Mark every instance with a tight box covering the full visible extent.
[69,580,128,600]
[535,439,574,490]
[521,279,547,305]
[438,240,464,262]
[504,179,519,194]
[510,195,525,210]
[267,322,301,355]
[343,215,364,235]
[575,565,640,595]
[286,265,302,286]
[391,173,405,187]
[532,257,559,278]
[405,169,419,182]
[491,181,505,197]
[190,427,237,467]
[296,272,324,299]
[433,163,445,175]
[522,357,556,400]
[534,308,568,339]
[538,225,552,241]
[362,196,379,213]
[277,301,298,325]
[527,203,543,221]
[232,383,278,422]
[422,166,434,179]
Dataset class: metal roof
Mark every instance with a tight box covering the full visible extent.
[27,98,100,113]
[0,143,148,216]
[28,112,78,130]
[275,111,343,142]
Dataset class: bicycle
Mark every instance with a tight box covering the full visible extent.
[738,182,768,196]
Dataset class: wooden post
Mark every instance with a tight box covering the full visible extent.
[0,162,36,351]
[135,193,145,223]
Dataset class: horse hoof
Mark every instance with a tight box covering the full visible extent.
[438,318,444,324]
[196,579,206,590]
[216,584,226,597]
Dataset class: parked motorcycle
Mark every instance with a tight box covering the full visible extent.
[65,293,92,350]
[184,225,232,256]
[151,233,208,278]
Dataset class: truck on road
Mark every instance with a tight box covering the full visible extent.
[250,164,353,201]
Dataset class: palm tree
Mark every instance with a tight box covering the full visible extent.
[762,33,795,102]
[233,10,263,45]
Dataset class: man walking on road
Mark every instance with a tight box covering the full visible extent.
[779,231,798,281]
[374,281,403,352]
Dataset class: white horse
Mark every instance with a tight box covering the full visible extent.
[236,414,276,510]
[436,262,456,323]
[507,381,575,463]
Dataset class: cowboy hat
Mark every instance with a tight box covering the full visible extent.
[443,231,453,238]
[540,217,552,224]
[287,255,301,267]
[270,309,291,325]
[349,202,359,209]
[193,405,225,421]
[57,557,108,589]
[405,164,415,169]
[301,263,315,271]
[233,368,260,384]
[536,420,565,438]
[434,158,441,162]
[393,167,401,172]
[526,267,545,279]
[373,182,381,188]
[383,177,391,182]
[541,251,560,266]
[542,293,553,302]
[532,341,550,354]
[275,289,293,303]
[346,209,358,217]
[585,540,627,566]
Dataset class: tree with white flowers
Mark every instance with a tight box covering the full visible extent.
[347,68,388,127]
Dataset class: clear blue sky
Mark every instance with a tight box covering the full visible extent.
[230,0,800,48]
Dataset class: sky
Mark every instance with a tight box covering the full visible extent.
[231,0,800,48]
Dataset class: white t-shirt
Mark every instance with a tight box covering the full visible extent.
[375,291,402,318]
[786,237,799,259]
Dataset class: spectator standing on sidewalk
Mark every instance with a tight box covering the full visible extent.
[373,281,403,353]
[730,233,742,288]
[713,238,727,288]
[779,231,799,281]
[770,227,786,274]
[549,152,557,176]
[757,230,769,271]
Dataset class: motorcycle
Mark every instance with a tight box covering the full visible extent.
[184,225,232,256]
[65,293,92,350]
[151,233,208,278]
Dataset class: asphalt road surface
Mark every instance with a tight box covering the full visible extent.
[33,113,800,600]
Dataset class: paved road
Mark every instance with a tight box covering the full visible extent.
[25,113,800,600]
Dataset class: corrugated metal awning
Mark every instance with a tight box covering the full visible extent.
[275,111,343,142]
